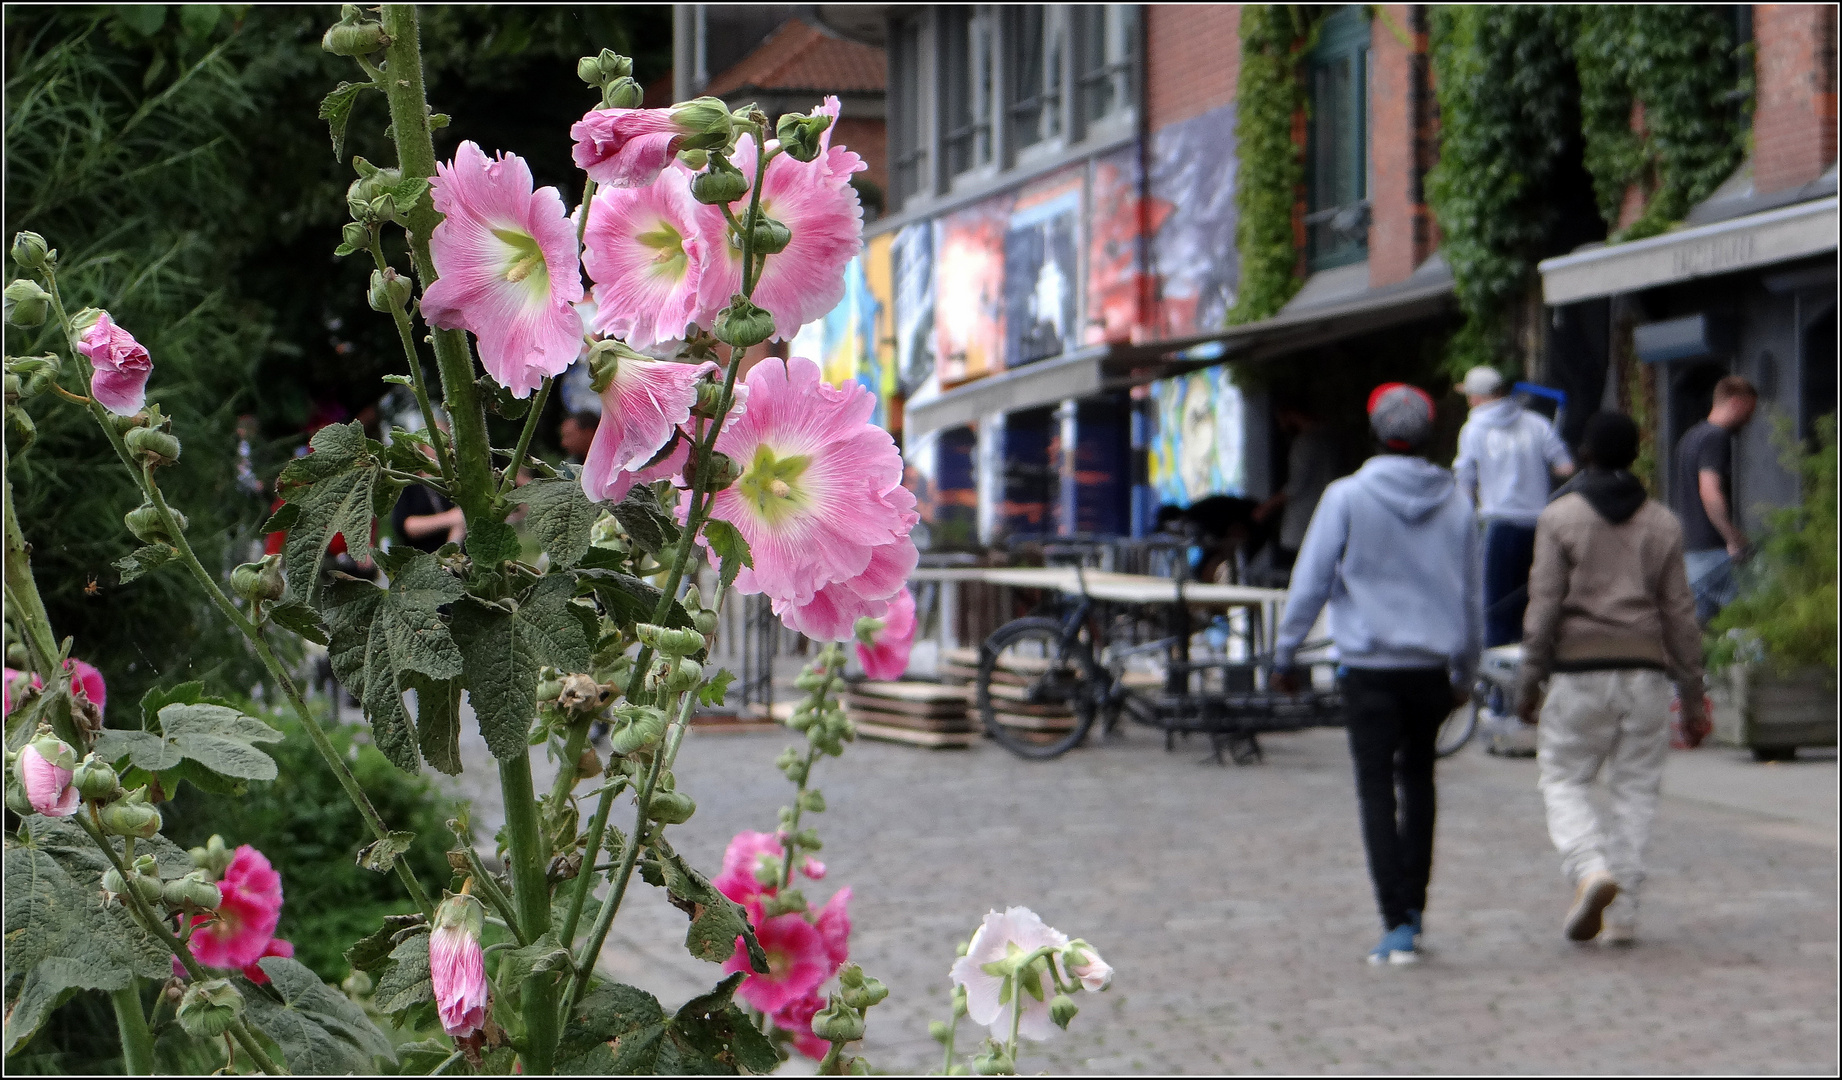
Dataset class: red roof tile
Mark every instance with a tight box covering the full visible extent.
[704,19,886,98]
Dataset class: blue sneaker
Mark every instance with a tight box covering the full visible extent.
[1407,909,1424,940]
[1367,923,1419,966]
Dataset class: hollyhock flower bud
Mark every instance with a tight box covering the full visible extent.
[367,268,413,312]
[1049,994,1078,1030]
[597,49,634,83]
[747,214,792,255]
[800,856,826,880]
[164,870,222,913]
[321,8,387,57]
[1062,940,1113,992]
[101,867,129,900]
[713,296,776,348]
[838,964,888,1009]
[100,787,162,838]
[930,1020,953,1044]
[190,834,234,878]
[125,502,185,545]
[20,735,79,817]
[124,426,181,467]
[647,789,696,824]
[811,994,865,1043]
[971,1043,1015,1075]
[339,221,371,254]
[603,77,644,109]
[11,231,53,270]
[71,753,120,800]
[230,555,285,603]
[76,312,153,416]
[856,587,917,681]
[176,979,244,1038]
[635,623,703,657]
[4,279,50,328]
[577,55,605,86]
[129,868,166,906]
[776,110,834,163]
[430,893,489,1038]
[693,608,718,636]
[690,155,750,206]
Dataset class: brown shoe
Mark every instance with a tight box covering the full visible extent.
[1565,871,1619,942]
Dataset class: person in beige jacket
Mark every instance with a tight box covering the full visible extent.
[1517,412,1708,947]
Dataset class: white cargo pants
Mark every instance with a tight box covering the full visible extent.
[1535,669,1672,929]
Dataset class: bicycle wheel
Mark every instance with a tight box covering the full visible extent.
[1435,696,1479,758]
[977,617,1099,759]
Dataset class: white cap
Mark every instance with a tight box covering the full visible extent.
[1461,366,1505,397]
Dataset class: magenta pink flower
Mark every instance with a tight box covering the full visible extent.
[430,894,489,1038]
[76,311,152,416]
[570,96,737,189]
[814,887,852,970]
[19,736,79,817]
[713,830,787,907]
[855,586,918,681]
[421,141,584,399]
[724,911,831,1014]
[800,856,826,881]
[694,97,865,339]
[12,658,107,715]
[581,356,715,504]
[705,358,916,636]
[3,667,25,716]
[241,938,294,985]
[772,991,830,1060]
[189,846,283,970]
[581,166,711,348]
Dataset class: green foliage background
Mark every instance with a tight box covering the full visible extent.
[1227,5,1322,328]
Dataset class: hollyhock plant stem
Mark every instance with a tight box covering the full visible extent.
[109,980,155,1076]
[497,750,559,1072]
[366,232,454,484]
[1,465,72,741]
[494,377,553,504]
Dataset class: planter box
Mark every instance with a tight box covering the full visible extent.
[1709,664,1838,752]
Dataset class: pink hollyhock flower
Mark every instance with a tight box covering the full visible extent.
[19,736,79,817]
[581,166,710,348]
[571,98,730,189]
[855,586,918,681]
[76,311,152,416]
[773,526,919,642]
[724,911,830,1014]
[422,141,584,399]
[189,846,283,970]
[705,358,915,632]
[241,938,295,985]
[580,355,715,504]
[950,907,1071,1042]
[430,894,489,1038]
[12,659,108,716]
[771,991,830,1060]
[693,97,865,340]
[814,886,852,971]
[800,857,826,881]
[712,830,786,906]
[3,667,25,716]
[1064,939,1114,992]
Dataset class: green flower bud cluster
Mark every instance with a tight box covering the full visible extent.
[346,159,414,226]
[838,963,888,1009]
[811,992,866,1043]
[101,785,162,838]
[11,231,55,272]
[635,622,704,658]
[748,215,792,255]
[776,110,834,163]
[647,787,696,824]
[689,153,750,205]
[578,49,642,107]
[759,887,807,917]
[125,502,186,546]
[606,705,667,757]
[712,296,775,348]
[71,753,120,800]
[163,869,223,913]
[4,278,51,328]
[321,5,388,56]
[230,554,285,603]
[970,1041,1015,1075]
[367,267,414,313]
[176,979,245,1038]
[775,745,809,785]
[124,425,181,468]
[188,834,235,878]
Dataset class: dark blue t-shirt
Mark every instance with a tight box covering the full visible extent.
[1672,420,1731,552]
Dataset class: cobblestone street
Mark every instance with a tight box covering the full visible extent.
[451,720,1837,1075]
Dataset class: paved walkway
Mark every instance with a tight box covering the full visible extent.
[448,718,1837,1075]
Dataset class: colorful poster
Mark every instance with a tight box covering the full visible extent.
[1086,146,1164,345]
[1003,182,1080,368]
[789,253,885,426]
[1148,103,1240,336]
[934,196,1011,387]
[863,233,899,428]
[1148,367,1245,505]
[890,220,935,393]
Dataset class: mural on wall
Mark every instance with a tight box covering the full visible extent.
[934,196,1011,387]
[999,407,1058,537]
[1147,103,1240,337]
[790,253,886,426]
[905,425,979,551]
[1004,170,1082,368]
[1086,146,1165,345]
[1072,398,1132,537]
[890,220,936,394]
[862,232,899,429]
[1148,366,1246,506]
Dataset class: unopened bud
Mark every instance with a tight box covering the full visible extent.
[322,15,387,56]
[635,623,703,657]
[690,155,750,205]
[697,451,742,488]
[677,148,710,170]
[367,268,412,312]
[100,788,162,839]
[71,754,120,800]
[811,994,865,1043]
[129,870,165,906]
[693,609,718,636]
[798,788,826,813]
[603,76,643,109]
[647,789,696,824]
[577,56,604,86]
[585,337,650,394]
[28,733,77,773]
[4,279,50,328]
[670,97,734,152]
[748,215,792,255]
[10,231,53,271]
[971,1044,1014,1075]
[838,965,887,1009]
[125,502,183,545]
[339,221,371,254]
[952,982,969,1014]
[190,834,233,877]
[101,867,129,899]
[176,979,245,1038]
[1049,994,1078,1030]
[691,379,728,419]
[929,1019,952,1044]
[124,426,181,467]
[776,111,834,163]
[230,554,285,602]
[164,870,221,912]
[853,616,886,646]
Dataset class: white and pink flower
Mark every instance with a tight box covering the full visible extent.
[429,893,489,1039]
[421,141,584,399]
[18,735,79,817]
[76,312,153,417]
[581,167,710,348]
[949,907,1071,1042]
[580,353,714,505]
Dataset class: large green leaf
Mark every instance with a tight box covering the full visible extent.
[555,975,775,1075]
[575,569,696,634]
[610,484,680,557]
[92,702,283,784]
[518,478,598,569]
[274,422,399,605]
[242,956,396,1075]
[371,931,432,1017]
[407,672,464,776]
[451,575,591,759]
[641,841,768,972]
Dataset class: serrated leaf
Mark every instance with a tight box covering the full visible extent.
[574,568,695,632]
[91,702,281,784]
[372,931,433,1016]
[611,485,680,556]
[243,956,397,1074]
[671,975,778,1075]
[557,982,666,1071]
[344,914,426,973]
[356,831,417,873]
[269,599,330,645]
[697,669,736,708]
[407,673,463,775]
[518,478,597,569]
[277,423,384,606]
[700,519,753,594]
[648,840,768,972]
[476,376,532,419]
[261,500,301,534]
[114,544,173,584]
[318,80,376,162]
[452,576,591,759]
[467,520,522,568]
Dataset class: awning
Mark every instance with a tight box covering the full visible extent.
[1538,197,1839,306]
[904,264,1455,438]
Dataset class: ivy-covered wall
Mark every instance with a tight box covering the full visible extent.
[1226,5,1323,327]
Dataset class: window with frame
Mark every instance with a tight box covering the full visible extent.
[890,15,927,203]
[1305,5,1371,270]
[942,6,996,178]
[1074,5,1137,127]
[1008,6,1066,152]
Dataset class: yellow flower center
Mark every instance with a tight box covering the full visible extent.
[493,228,550,292]
[738,445,809,524]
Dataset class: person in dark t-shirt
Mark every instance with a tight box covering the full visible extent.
[392,484,464,555]
[1670,375,1756,622]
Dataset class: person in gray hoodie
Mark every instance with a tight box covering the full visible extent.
[1273,383,1483,965]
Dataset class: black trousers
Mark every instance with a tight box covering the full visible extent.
[1341,667,1451,931]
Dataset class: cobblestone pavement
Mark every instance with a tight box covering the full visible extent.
[448,719,1837,1075]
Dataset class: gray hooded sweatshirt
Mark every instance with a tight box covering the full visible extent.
[1276,454,1484,685]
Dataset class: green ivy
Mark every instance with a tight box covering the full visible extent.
[1227,5,1323,326]
[1575,6,1751,241]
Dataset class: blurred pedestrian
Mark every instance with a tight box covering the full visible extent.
[1453,366,1575,647]
[1671,375,1757,623]
[1518,412,1706,947]
[1253,403,1338,574]
[559,409,599,466]
[392,414,464,555]
[1274,384,1483,966]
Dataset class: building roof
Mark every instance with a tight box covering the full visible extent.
[703,18,886,99]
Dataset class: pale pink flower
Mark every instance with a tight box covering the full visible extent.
[241,938,294,985]
[855,586,918,681]
[430,893,489,1038]
[724,910,831,1014]
[712,830,786,906]
[1065,940,1114,992]
[950,907,1071,1042]
[693,97,865,340]
[581,167,710,348]
[421,141,584,399]
[705,358,915,629]
[19,737,79,817]
[800,857,827,881]
[76,312,152,416]
[771,990,830,1060]
[189,846,283,970]
[773,528,919,642]
[814,886,852,971]
[571,98,730,188]
[581,357,715,504]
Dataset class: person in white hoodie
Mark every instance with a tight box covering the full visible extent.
[1453,366,1575,647]
[1273,383,1483,966]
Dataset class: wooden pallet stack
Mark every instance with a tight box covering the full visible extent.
[844,681,977,748]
